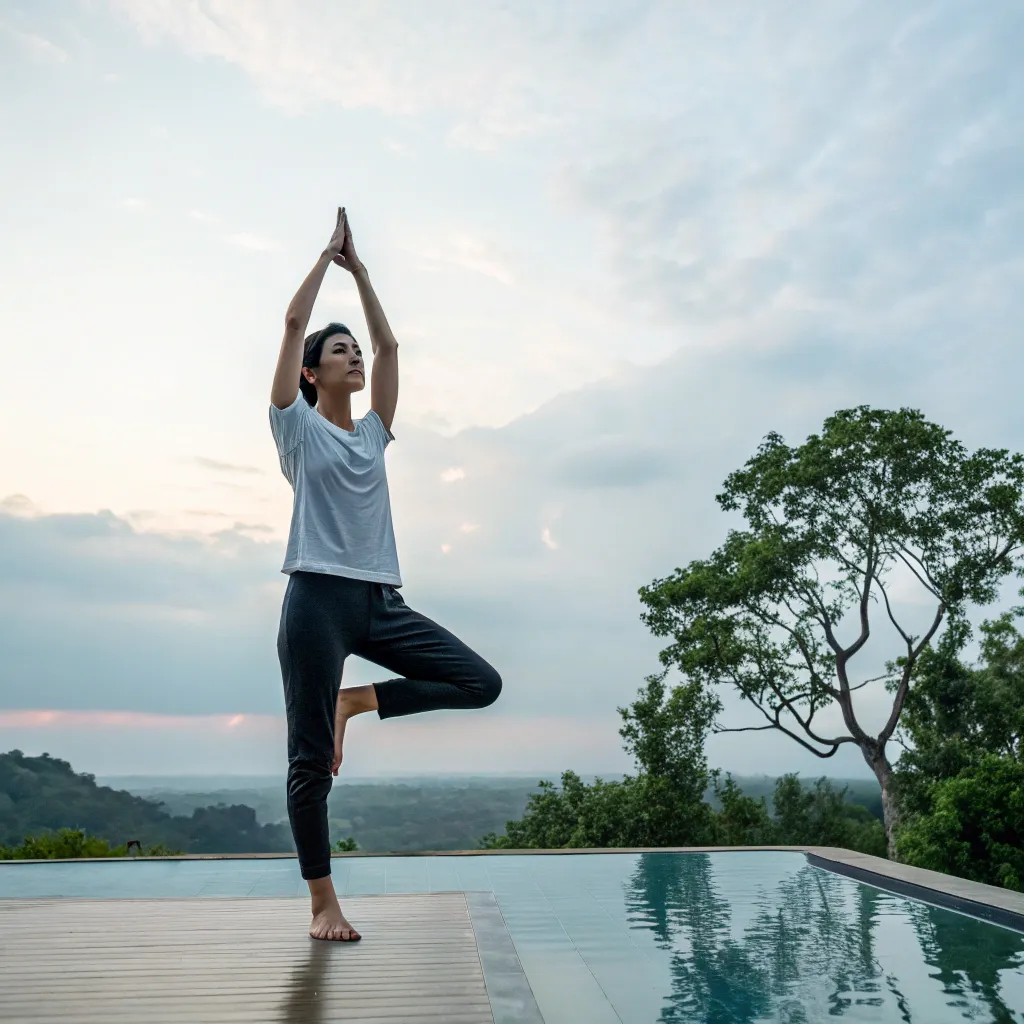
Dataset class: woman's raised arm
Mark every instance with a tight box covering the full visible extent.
[270,209,348,409]
[337,213,399,433]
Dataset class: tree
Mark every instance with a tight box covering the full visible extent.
[481,671,885,855]
[480,673,719,849]
[711,774,775,846]
[0,750,293,854]
[0,829,180,860]
[770,774,886,855]
[895,607,1023,810]
[639,407,1024,855]
[895,756,1024,890]
[893,605,1024,888]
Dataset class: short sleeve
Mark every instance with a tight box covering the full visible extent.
[361,410,395,456]
[269,394,310,456]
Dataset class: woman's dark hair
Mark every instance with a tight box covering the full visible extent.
[299,322,354,406]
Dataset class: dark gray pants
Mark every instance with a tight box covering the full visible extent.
[277,571,502,879]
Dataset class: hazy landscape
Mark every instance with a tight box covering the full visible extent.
[2,750,883,856]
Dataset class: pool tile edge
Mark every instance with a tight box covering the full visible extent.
[465,890,546,1024]
[805,847,1024,933]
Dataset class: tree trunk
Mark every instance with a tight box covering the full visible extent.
[862,745,902,860]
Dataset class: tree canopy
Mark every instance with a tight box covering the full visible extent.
[0,750,293,854]
[638,406,1024,852]
[480,671,885,856]
[893,605,1024,889]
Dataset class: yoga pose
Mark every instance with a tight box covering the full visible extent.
[270,208,502,941]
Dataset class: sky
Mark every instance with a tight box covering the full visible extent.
[2,0,1023,779]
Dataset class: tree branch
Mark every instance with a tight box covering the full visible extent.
[842,530,875,662]
[892,545,941,599]
[710,627,849,753]
[762,599,840,699]
[714,722,847,758]
[873,574,913,647]
[878,601,946,744]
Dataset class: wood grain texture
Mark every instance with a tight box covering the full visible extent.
[0,894,495,1024]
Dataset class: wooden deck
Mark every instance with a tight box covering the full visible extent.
[0,893,496,1023]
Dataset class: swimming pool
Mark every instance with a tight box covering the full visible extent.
[2,850,1022,1022]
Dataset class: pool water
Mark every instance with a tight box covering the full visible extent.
[2,851,1022,1023]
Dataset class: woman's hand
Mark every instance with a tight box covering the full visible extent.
[325,207,365,274]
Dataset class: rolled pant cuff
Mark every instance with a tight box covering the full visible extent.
[373,681,400,720]
[301,861,332,881]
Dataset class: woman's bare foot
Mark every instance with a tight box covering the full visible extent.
[308,877,361,941]
[310,902,361,941]
[331,685,379,775]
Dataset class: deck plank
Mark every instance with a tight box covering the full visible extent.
[0,894,495,1023]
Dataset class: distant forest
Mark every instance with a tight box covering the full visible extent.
[0,751,292,854]
[0,749,882,855]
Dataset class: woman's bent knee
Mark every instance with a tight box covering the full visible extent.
[476,665,502,708]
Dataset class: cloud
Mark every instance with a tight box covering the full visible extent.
[121,197,149,210]
[408,233,517,286]
[8,28,68,64]
[228,232,277,252]
[11,0,1024,782]
[0,495,38,517]
[549,440,678,489]
[193,456,264,475]
[0,710,629,776]
[107,1,1024,370]
[548,4,1024,335]
[4,318,1022,777]
[110,0,599,144]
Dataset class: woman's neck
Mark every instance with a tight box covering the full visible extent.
[315,391,355,432]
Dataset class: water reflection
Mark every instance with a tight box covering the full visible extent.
[278,940,331,1024]
[625,853,1024,1023]
[908,900,1024,1022]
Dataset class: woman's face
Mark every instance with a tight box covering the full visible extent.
[305,333,365,394]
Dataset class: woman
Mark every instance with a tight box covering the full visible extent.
[270,208,502,941]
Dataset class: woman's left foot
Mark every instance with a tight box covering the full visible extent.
[331,686,378,775]
[310,897,361,941]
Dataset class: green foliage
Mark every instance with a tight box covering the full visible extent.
[770,774,887,856]
[0,828,181,860]
[333,837,359,852]
[710,774,775,845]
[895,608,1024,809]
[481,672,884,856]
[480,771,717,850]
[894,605,1024,889]
[481,674,719,850]
[895,756,1024,891]
[637,406,1024,844]
[619,671,720,801]
[0,750,293,854]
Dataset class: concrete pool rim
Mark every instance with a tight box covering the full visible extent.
[3,845,1022,933]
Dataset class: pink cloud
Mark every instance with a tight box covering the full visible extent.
[0,710,630,776]
[0,710,279,732]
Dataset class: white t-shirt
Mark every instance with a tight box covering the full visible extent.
[269,394,401,585]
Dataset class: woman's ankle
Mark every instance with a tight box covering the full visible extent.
[307,874,339,911]
[338,684,379,716]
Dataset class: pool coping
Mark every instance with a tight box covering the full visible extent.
[4,845,1023,931]
[465,891,546,1024]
